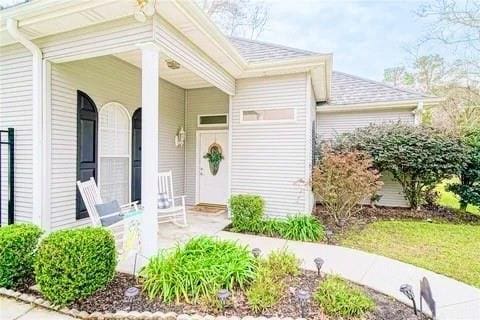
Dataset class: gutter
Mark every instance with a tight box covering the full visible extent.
[6,18,45,229]
[317,97,443,113]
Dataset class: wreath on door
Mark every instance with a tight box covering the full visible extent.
[203,143,224,176]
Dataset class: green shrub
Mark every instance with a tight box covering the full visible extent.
[334,123,465,209]
[280,215,325,242]
[246,264,284,313]
[314,276,374,318]
[260,219,286,237]
[141,236,256,303]
[229,194,265,232]
[34,227,116,306]
[0,224,43,288]
[447,128,480,210]
[246,249,299,312]
[264,249,300,278]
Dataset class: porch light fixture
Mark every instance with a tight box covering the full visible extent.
[296,288,310,318]
[166,59,181,70]
[175,126,185,147]
[400,284,417,315]
[134,0,156,23]
[252,248,261,258]
[314,257,324,276]
[124,286,140,310]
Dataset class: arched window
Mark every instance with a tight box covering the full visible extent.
[76,91,98,219]
[98,102,131,205]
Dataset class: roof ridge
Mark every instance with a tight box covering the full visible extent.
[228,36,319,55]
[333,70,433,98]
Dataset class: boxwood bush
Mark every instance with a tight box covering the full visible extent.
[0,224,43,288]
[141,236,256,303]
[34,227,116,305]
[229,194,265,232]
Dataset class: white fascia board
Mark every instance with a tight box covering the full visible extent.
[171,1,247,72]
[316,98,444,113]
[238,54,332,78]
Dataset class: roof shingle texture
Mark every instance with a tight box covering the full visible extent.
[229,37,429,105]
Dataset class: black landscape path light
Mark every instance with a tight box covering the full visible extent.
[252,248,261,258]
[420,277,436,320]
[314,257,324,277]
[400,284,417,315]
[296,288,310,318]
[217,288,230,314]
[124,286,140,311]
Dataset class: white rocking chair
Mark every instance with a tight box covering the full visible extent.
[76,177,140,254]
[157,171,187,226]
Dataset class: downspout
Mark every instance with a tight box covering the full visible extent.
[414,100,424,125]
[6,19,44,228]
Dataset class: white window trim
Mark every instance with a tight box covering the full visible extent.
[239,107,297,124]
[197,113,229,128]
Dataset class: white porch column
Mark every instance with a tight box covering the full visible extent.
[139,43,160,256]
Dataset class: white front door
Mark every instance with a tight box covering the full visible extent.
[197,131,228,205]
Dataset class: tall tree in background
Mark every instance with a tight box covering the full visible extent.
[199,0,269,39]
[383,0,480,134]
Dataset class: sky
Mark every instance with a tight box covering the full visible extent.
[260,0,437,80]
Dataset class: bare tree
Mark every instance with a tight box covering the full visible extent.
[199,0,269,39]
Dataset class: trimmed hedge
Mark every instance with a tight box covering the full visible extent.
[34,227,116,305]
[0,224,43,288]
[229,194,265,232]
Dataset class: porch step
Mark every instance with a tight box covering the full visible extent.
[189,203,227,216]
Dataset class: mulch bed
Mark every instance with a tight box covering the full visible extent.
[52,271,419,320]
[315,204,480,244]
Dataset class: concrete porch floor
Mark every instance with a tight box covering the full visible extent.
[117,209,230,274]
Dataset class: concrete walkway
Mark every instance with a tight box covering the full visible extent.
[217,231,480,320]
[0,296,74,320]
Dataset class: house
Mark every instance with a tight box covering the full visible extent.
[0,1,439,252]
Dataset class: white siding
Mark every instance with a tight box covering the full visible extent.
[185,87,229,205]
[38,17,153,62]
[49,56,185,230]
[0,44,33,224]
[231,73,309,218]
[316,109,414,207]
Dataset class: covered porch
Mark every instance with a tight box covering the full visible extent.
[45,28,234,257]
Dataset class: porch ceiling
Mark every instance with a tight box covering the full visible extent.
[115,50,212,90]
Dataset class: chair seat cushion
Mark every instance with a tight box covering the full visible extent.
[95,200,123,227]
[158,192,173,209]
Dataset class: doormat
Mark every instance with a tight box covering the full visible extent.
[190,203,227,216]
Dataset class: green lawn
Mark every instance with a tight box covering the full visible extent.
[341,220,480,287]
[436,180,480,215]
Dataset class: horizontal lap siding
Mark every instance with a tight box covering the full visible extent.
[185,88,229,205]
[231,74,309,218]
[316,109,413,207]
[0,44,33,224]
[38,17,153,61]
[50,56,185,230]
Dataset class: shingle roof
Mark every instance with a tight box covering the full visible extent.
[329,71,430,105]
[229,37,431,105]
[229,37,318,62]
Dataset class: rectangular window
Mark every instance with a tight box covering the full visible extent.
[241,108,296,123]
[198,114,228,127]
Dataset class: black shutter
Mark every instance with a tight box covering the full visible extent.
[131,108,142,203]
[76,91,98,220]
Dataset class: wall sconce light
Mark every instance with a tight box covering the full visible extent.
[175,126,185,147]
[134,0,156,23]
